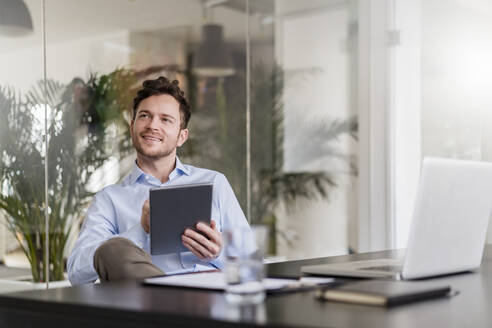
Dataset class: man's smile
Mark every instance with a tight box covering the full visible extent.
[141,134,163,143]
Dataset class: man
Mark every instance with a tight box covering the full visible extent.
[67,76,250,285]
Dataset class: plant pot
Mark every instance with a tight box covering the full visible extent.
[0,274,71,294]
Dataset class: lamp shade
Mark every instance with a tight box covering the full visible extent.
[0,0,33,37]
[194,24,235,77]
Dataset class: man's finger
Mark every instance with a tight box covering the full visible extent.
[195,222,221,244]
[182,235,213,259]
[141,199,150,233]
[203,221,222,250]
[184,229,220,255]
[182,240,204,260]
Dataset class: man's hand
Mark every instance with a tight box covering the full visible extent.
[140,199,150,233]
[182,221,222,261]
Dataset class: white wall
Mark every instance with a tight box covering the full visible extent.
[0,47,44,93]
[355,0,421,251]
[420,0,492,243]
[421,1,492,160]
[392,0,421,248]
[47,31,130,83]
[0,30,130,92]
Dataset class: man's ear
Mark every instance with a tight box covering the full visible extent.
[177,128,189,147]
[130,119,135,135]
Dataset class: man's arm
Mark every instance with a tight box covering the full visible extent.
[67,189,147,285]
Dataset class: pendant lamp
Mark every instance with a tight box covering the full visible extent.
[194,24,235,77]
[0,0,33,37]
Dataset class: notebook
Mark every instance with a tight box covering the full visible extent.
[144,271,334,294]
[316,280,451,306]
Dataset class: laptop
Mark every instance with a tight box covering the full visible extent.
[302,157,492,280]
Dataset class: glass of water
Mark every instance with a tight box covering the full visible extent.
[224,225,269,304]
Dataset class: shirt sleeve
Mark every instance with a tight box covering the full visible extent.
[208,173,252,269]
[67,188,147,285]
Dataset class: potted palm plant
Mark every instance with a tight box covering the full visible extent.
[0,69,137,283]
[182,63,357,254]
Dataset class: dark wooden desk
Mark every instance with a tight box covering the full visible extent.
[1,247,491,328]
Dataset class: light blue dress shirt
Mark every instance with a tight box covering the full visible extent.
[67,157,251,285]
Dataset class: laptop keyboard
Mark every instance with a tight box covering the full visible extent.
[358,265,402,272]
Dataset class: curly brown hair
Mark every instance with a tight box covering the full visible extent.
[132,76,191,129]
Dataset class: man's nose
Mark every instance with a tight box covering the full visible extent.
[146,116,160,130]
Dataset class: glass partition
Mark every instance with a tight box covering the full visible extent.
[0,0,48,287]
[0,0,360,290]
[253,0,358,259]
[418,0,492,244]
[42,0,250,284]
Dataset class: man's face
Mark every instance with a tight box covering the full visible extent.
[130,94,188,160]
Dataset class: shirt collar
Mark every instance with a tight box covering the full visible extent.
[127,156,190,185]
[175,156,190,176]
[127,162,145,185]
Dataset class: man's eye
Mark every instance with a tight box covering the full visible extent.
[139,113,148,118]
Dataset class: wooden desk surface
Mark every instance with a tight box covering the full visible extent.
[1,247,491,328]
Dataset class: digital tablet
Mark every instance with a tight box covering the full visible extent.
[149,183,213,255]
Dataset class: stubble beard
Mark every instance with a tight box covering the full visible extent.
[132,133,178,160]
